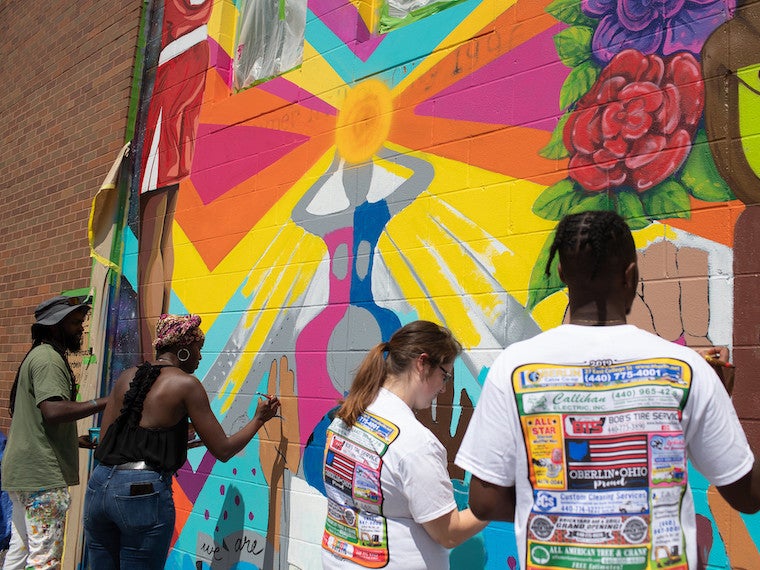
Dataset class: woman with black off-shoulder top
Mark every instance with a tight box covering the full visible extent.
[83,314,280,569]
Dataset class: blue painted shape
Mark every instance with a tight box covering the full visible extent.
[351,199,401,339]
[122,227,138,288]
[306,0,482,89]
[482,521,518,570]
[303,411,335,495]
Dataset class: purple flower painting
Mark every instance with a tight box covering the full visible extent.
[583,0,735,63]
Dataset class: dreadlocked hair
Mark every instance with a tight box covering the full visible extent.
[545,210,635,279]
[9,325,76,417]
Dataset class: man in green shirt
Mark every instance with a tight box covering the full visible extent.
[2,295,107,570]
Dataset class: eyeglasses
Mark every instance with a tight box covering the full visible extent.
[439,366,454,383]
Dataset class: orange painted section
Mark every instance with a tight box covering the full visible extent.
[171,478,193,549]
[391,1,566,185]
[175,73,336,269]
[666,199,745,248]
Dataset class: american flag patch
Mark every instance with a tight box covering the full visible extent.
[326,450,356,482]
[567,435,648,468]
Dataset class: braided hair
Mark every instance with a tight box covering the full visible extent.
[119,362,165,427]
[545,211,635,279]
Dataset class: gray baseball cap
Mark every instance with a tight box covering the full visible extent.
[34,295,92,326]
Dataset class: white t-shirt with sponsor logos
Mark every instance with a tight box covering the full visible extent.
[456,324,753,570]
[322,387,457,569]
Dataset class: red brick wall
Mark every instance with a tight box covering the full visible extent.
[0,0,143,433]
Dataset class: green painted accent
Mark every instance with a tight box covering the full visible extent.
[559,60,599,110]
[615,189,648,229]
[737,63,760,96]
[538,112,571,159]
[545,0,597,26]
[737,64,760,179]
[532,178,583,221]
[527,231,564,311]
[553,25,593,68]
[280,0,286,21]
[679,129,735,202]
[640,179,690,220]
[62,287,91,298]
[126,1,151,142]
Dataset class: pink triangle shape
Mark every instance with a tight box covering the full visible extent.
[414,25,568,132]
[190,123,309,204]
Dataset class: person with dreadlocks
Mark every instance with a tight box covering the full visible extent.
[456,211,760,569]
[2,294,107,570]
[83,314,280,569]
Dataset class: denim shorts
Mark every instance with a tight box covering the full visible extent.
[83,463,175,570]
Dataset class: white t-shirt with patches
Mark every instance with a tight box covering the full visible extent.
[456,324,753,570]
[322,388,457,569]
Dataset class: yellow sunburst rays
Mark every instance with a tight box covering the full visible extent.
[329,78,556,348]
[216,222,325,413]
[216,81,396,408]
[206,152,342,410]
[374,145,564,343]
[183,81,396,407]
[217,77,394,405]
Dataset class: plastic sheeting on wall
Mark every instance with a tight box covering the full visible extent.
[234,0,306,90]
[380,0,466,33]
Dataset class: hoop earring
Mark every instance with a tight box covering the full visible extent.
[177,348,191,362]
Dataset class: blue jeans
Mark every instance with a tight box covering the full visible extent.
[83,464,175,570]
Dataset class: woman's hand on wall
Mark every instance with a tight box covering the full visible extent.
[259,355,301,553]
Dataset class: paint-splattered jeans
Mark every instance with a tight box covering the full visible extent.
[3,487,70,570]
[83,464,175,570]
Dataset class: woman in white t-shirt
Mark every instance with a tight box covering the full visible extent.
[321,320,486,569]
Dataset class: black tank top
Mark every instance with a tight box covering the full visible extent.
[95,363,188,473]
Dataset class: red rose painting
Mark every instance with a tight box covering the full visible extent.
[563,49,704,192]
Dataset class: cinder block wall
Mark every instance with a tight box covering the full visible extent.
[0,0,143,433]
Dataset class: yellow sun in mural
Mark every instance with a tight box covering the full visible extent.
[335,79,393,164]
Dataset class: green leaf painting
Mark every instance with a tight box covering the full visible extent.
[539,112,571,159]
[545,0,597,26]
[640,180,691,220]
[559,61,600,110]
[615,190,649,229]
[680,130,736,202]
[533,179,582,220]
[554,26,594,67]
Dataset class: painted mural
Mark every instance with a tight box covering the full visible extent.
[106,0,760,567]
